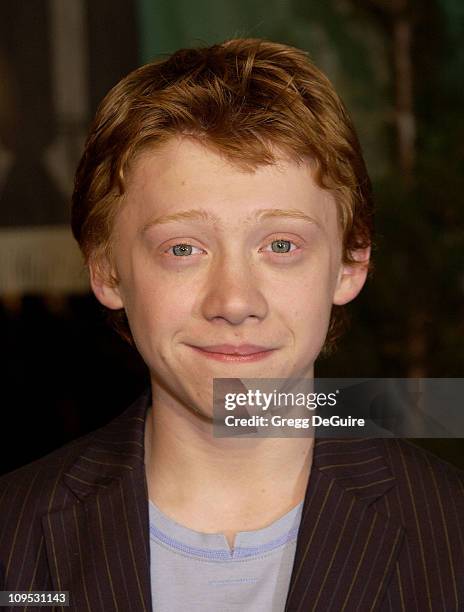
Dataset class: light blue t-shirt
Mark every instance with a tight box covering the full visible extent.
[148,499,304,612]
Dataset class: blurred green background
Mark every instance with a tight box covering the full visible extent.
[137,0,464,378]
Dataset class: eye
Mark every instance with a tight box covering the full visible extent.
[263,238,299,254]
[166,243,204,257]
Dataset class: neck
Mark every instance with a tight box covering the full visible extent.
[144,382,314,531]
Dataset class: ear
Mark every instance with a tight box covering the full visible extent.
[333,246,371,306]
[88,256,124,310]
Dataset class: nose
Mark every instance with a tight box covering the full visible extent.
[200,255,269,325]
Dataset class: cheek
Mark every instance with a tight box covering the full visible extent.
[129,284,186,331]
[290,267,334,313]
[287,273,334,342]
[123,268,196,351]
[123,291,181,373]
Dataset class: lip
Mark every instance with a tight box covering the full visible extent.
[187,344,276,362]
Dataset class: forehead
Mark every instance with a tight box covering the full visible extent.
[121,136,339,235]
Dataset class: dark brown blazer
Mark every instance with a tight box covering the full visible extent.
[1,392,463,611]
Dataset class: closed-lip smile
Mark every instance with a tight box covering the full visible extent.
[186,344,276,362]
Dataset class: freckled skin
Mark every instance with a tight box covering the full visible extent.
[89,136,369,542]
[91,136,368,422]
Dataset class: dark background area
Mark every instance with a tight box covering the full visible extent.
[1,0,463,474]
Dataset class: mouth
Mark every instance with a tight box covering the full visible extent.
[186,344,276,362]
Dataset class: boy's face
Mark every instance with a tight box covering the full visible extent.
[91,137,368,418]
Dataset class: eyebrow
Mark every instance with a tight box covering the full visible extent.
[141,208,321,232]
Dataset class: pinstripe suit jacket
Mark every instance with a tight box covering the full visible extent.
[1,391,463,612]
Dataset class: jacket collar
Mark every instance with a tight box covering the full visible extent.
[42,392,403,612]
[61,391,149,500]
[42,391,152,611]
[284,437,404,611]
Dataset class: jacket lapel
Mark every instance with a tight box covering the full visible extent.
[285,438,404,612]
[42,393,404,612]
[41,392,152,612]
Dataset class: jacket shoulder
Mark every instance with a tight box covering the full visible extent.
[0,425,102,515]
[380,437,464,493]
[378,440,463,557]
[0,391,148,515]
[379,438,464,517]
[375,439,464,606]
[0,392,149,591]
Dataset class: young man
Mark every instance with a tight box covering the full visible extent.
[0,39,462,611]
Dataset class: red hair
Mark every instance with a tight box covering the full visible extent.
[72,38,373,350]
